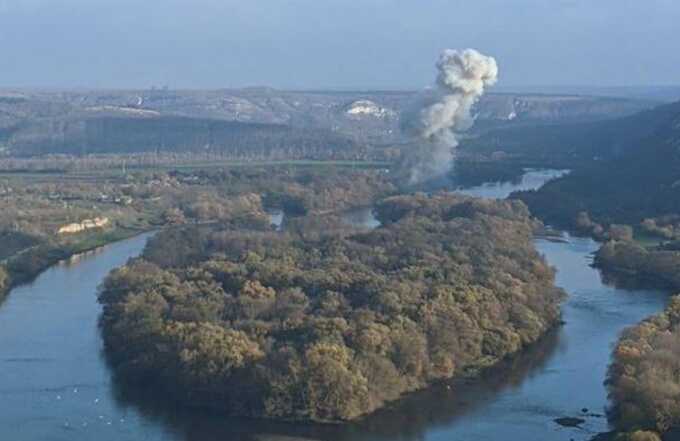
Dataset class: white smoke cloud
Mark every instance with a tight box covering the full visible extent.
[408,48,498,182]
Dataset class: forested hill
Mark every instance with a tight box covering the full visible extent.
[512,100,680,230]
[463,100,680,166]
[9,116,365,160]
[0,88,658,161]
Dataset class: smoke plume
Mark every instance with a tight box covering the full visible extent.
[407,48,498,182]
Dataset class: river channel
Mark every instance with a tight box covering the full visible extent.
[0,169,667,441]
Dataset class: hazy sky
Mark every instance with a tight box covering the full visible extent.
[1,0,679,90]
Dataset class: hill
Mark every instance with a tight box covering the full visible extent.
[462,100,680,166]
[9,115,363,160]
[0,89,657,158]
[512,100,680,231]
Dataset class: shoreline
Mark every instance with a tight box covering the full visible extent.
[0,226,151,303]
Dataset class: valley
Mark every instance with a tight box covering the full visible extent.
[3,2,680,440]
[0,169,672,441]
[0,86,679,441]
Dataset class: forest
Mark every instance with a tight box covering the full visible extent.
[461,99,680,167]
[98,193,563,422]
[607,296,680,440]
[0,165,393,302]
[1,86,678,437]
[3,3,680,439]
[464,98,680,441]
[511,101,680,233]
[9,115,379,161]
[595,240,680,291]
[0,266,7,298]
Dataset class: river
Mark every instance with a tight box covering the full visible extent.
[455,168,570,200]
[0,170,668,441]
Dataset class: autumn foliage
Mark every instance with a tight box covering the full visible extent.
[99,193,562,421]
[608,296,680,436]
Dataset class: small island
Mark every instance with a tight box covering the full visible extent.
[99,193,563,422]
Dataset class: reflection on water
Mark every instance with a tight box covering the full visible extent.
[268,210,284,231]
[59,246,106,268]
[105,235,666,441]
[0,233,178,441]
[269,206,380,232]
[340,207,381,230]
[109,325,561,441]
[457,168,570,199]
[0,171,670,441]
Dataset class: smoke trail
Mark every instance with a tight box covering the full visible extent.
[408,48,498,182]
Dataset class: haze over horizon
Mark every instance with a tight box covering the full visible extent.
[1,0,679,90]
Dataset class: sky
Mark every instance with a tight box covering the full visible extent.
[1,0,679,90]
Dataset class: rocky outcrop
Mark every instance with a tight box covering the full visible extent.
[57,217,110,235]
[344,100,396,119]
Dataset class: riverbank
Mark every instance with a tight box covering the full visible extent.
[592,241,680,439]
[593,239,680,291]
[0,227,149,303]
[100,232,670,441]
[0,168,672,441]
[0,233,158,440]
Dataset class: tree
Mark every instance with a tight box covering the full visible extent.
[303,342,370,421]
[0,265,8,293]
[629,431,661,441]
[608,296,680,435]
[609,224,634,242]
[165,322,264,382]
[98,192,562,422]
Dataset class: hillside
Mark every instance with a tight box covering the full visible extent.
[9,115,363,160]
[0,89,656,158]
[462,100,680,165]
[512,100,680,230]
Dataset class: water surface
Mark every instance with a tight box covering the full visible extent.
[0,234,181,441]
[458,168,570,199]
[0,170,668,441]
[269,206,380,231]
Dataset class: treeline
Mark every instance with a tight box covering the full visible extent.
[0,231,48,300]
[607,296,680,440]
[511,100,680,233]
[462,100,680,165]
[0,229,145,302]
[0,266,8,299]
[10,116,374,161]
[0,165,395,306]
[0,163,392,236]
[640,216,680,241]
[0,230,42,261]
[3,242,69,287]
[594,240,680,290]
[259,169,395,216]
[512,151,680,234]
[164,167,395,218]
[0,239,82,301]
[98,193,563,422]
